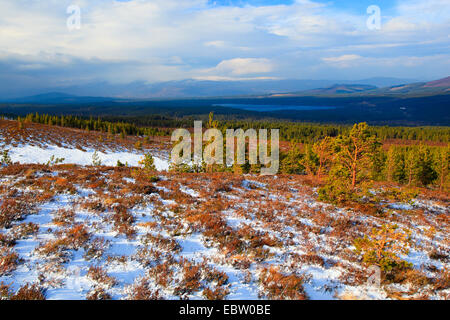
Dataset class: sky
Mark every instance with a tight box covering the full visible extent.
[0,0,449,96]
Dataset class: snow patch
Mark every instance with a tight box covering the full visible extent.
[7,144,169,171]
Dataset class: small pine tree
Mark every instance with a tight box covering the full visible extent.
[370,147,387,182]
[139,153,156,172]
[354,224,412,273]
[1,149,12,166]
[207,112,219,129]
[420,147,438,186]
[45,155,65,166]
[405,147,420,186]
[92,151,102,166]
[302,144,319,176]
[312,136,334,180]
[134,140,143,151]
[280,145,304,174]
[435,145,449,191]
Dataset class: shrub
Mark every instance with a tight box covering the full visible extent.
[128,279,162,300]
[11,284,45,300]
[142,233,181,253]
[134,140,143,150]
[36,238,71,263]
[0,198,30,228]
[381,187,419,203]
[0,234,15,247]
[202,286,230,300]
[298,254,325,267]
[86,288,112,300]
[133,247,161,267]
[392,269,432,287]
[429,249,448,262]
[129,182,157,195]
[434,267,450,291]
[318,181,354,204]
[0,248,19,275]
[83,237,110,261]
[11,222,39,239]
[0,282,13,300]
[203,267,229,287]
[174,260,203,296]
[79,199,105,213]
[65,224,91,249]
[258,267,308,300]
[354,224,412,273]
[148,262,174,288]
[87,266,117,288]
[111,205,136,239]
[52,209,75,227]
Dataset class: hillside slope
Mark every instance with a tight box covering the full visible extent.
[0,120,169,169]
[0,121,448,300]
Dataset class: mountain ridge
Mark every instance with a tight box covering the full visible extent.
[3,76,449,104]
[2,77,422,101]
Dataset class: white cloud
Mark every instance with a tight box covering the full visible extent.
[204,41,226,48]
[319,54,450,81]
[323,55,362,62]
[206,58,274,76]
[0,0,448,88]
[383,18,420,32]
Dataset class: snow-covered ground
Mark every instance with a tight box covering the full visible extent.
[0,121,448,300]
[0,166,448,300]
[6,144,169,171]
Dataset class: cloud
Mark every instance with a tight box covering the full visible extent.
[207,58,274,75]
[204,41,227,48]
[0,0,448,95]
[318,54,450,80]
[323,55,362,62]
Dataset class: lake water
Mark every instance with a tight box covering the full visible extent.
[214,104,337,112]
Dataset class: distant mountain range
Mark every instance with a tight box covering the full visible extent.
[292,84,378,95]
[2,77,422,101]
[2,76,449,104]
[271,76,450,97]
[1,76,449,126]
[6,92,118,104]
[374,76,450,95]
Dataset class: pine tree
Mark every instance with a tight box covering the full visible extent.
[387,147,404,183]
[302,144,318,177]
[405,147,419,186]
[92,151,102,166]
[370,147,387,181]
[435,145,449,191]
[281,145,304,174]
[334,123,381,189]
[1,149,12,166]
[139,153,156,172]
[312,136,334,180]
[416,146,437,186]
